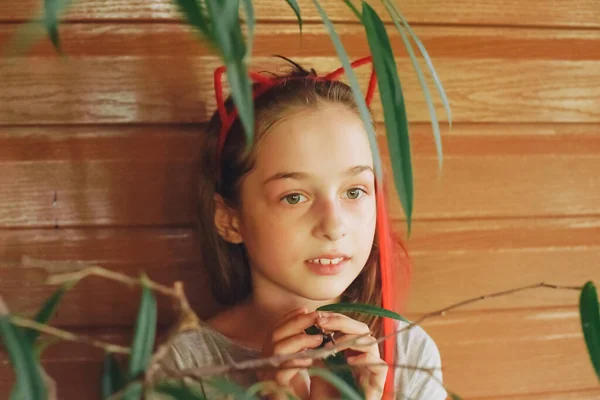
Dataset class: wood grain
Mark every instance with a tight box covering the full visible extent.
[2,0,599,28]
[405,217,600,313]
[1,308,596,399]
[3,24,599,60]
[1,216,597,326]
[1,124,598,227]
[416,307,599,397]
[1,25,599,125]
[0,228,221,327]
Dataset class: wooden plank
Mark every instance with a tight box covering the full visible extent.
[475,388,600,400]
[1,25,599,125]
[0,124,599,227]
[404,217,600,313]
[412,307,599,398]
[1,217,598,327]
[0,228,223,327]
[3,24,599,61]
[2,0,599,28]
[1,308,597,399]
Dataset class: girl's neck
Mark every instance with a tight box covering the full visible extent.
[209,292,339,351]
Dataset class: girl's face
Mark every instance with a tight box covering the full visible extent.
[236,102,377,303]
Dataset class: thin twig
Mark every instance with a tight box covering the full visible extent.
[46,266,177,297]
[375,282,584,347]
[9,315,130,354]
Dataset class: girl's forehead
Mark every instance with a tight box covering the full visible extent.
[254,104,375,177]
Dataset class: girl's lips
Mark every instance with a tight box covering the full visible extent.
[305,258,350,276]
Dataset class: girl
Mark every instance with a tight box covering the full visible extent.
[156,56,446,399]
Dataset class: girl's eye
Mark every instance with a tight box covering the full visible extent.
[282,193,307,205]
[345,188,366,200]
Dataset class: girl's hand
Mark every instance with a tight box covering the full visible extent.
[257,308,324,400]
[309,313,388,400]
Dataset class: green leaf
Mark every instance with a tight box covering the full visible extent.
[153,381,207,399]
[324,352,364,399]
[317,302,411,323]
[122,381,144,400]
[4,0,71,57]
[579,281,600,381]
[342,0,362,20]
[207,376,259,399]
[384,0,445,169]
[127,275,157,381]
[246,381,300,399]
[44,0,68,53]
[205,0,254,147]
[102,352,126,399]
[362,1,413,233]
[25,281,74,344]
[311,0,383,182]
[387,4,452,129]
[173,0,213,42]
[0,316,47,400]
[241,0,255,60]
[308,368,364,400]
[284,0,303,33]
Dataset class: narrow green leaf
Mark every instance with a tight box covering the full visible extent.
[388,4,452,129]
[4,0,71,57]
[317,302,411,323]
[308,368,364,400]
[153,381,207,399]
[25,281,74,344]
[102,353,126,399]
[241,0,256,60]
[207,376,259,399]
[383,0,442,170]
[44,0,66,52]
[324,352,364,399]
[122,381,144,400]
[283,0,303,33]
[342,0,362,21]
[127,275,157,381]
[173,0,213,41]
[0,316,47,400]
[205,0,254,147]
[311,0,383,182]
[362,1,413,233]
[223,0,242,35]
[579,281,600,381]
[246,381,300,399]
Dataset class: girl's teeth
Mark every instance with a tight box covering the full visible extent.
[310,257,344,265]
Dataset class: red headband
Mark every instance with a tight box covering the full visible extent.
[212,56,405,397]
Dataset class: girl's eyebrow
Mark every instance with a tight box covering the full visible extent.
[263,165,374,186]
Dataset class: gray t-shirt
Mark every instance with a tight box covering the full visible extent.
[155,320,447,399]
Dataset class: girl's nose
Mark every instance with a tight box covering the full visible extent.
[316,199,347,241]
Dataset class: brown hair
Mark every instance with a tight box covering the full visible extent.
[197,57,384,336]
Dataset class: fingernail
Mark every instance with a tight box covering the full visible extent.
[318,316,329,323]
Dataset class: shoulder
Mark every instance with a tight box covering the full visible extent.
[394,320,447,399]
[161,324,229,371]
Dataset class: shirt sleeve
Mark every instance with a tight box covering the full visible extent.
[397,324,448,400]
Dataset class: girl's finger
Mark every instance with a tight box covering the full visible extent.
[328,333,379,356]
[272,311,323,343]
[317,313,370,335]
[274,357,313,385]
[347,353,387,398]
[272,331,324,355]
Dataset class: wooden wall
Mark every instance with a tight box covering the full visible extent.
[1,0,599,398]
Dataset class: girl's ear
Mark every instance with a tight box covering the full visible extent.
[213,193,244,244]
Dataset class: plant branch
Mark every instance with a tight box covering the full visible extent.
[46,265,177,298]
[9,315,130,354]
